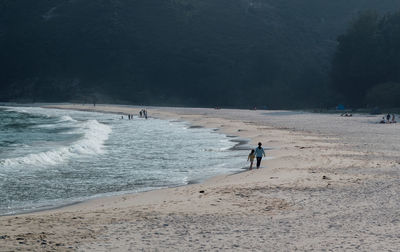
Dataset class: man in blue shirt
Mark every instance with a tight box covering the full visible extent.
[254,142,266,169]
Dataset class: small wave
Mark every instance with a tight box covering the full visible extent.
[3,106,54,119]
[0,119,112,167]
[34,124,59,129]
[203,147,230,152]
[58,115,77,122]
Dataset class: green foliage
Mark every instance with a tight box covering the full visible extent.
[331,11,380,105]
[332,10,400,107]
[365,82,400,108]
[2,0,400,108]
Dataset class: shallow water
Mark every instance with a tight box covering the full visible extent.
[0,106,247,215]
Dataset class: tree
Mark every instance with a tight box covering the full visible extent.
[331,10,400,107]
[365,82,400,108]
[331,11,380,106]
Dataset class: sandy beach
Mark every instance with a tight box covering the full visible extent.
[1,104,400,251]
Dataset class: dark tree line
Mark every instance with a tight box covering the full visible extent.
[332,11,400,108]
[1,1,400,108]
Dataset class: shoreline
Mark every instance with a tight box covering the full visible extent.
[1,104,400,251]
[0,104,252,217]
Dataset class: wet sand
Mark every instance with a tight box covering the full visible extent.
[1,104,399,251]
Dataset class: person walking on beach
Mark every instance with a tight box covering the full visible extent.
[247,149,256,170]
[254,142,265,169]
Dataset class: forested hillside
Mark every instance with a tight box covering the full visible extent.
[1,0,400,108]
[332,11,400,108]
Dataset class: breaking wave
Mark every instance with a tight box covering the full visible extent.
[0,119,111,167]
[58,115,77,122]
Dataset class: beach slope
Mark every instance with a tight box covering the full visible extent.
[1,104,399,251]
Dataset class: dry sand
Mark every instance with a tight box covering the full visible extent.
[1,104,400,251]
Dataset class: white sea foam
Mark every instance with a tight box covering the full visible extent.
[58,115,77,122]
[0,106,249,215]
[0,119,111,167]
[203,147,230,152]
[34,116,76,129]
[34,124,58,128]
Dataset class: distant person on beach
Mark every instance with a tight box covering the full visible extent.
[341,112,352,117]
[139,110,143,117]
[144,110,148,119]
[247,149,256,170]
[254,142,266,169]
[380,116,386,124]
[392,114,396,123]
[386,113,391,123]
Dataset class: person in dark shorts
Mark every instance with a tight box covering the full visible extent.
[254,142,266,169]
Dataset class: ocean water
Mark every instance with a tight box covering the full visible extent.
[0,106,247,215]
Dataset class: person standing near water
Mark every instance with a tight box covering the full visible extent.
[247,149,256,170]
[254,142,265,169]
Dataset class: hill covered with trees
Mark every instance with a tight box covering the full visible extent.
[1,0,400,108]
[332,11,400,108]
